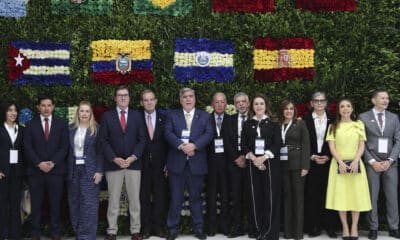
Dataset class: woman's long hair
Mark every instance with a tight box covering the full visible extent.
[278,100,298,124]
[249,93,272,119]
[72,101,97,136]
[329,98,357,137]
[0,101,19,124]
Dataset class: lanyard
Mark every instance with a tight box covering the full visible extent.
[281,120,292,145]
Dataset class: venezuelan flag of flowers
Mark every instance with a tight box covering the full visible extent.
[174,38,234,83]
[253,37,314,82]
[8,41,72,86]
[213,0,274,13]
[296,0,356,12]
[90,40,153,84]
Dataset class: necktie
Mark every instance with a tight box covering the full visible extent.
[217,116,222,131]
[120,110,126,132]
[377,112,383,129]
[44,118,49,141]
[147,114,154,140]
[240,114,246,129]
[185,113,192,130]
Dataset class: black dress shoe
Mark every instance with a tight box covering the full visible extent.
[206,231,215,237]
[166,233,177,240]
[194,231,207,240]
[104,234,116,240]
[154,230,168,238]
[248,232,257,238]
[327,230,337,238]
[368,230,378,240]
[389,229,400,238]
[351,236,359,240]
[142,229,151,239]
[308,229,322,238]
[228,229,244,238]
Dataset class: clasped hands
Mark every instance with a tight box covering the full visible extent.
[371,160,391,173]
[179,143,196,157]
[337,160,359,174]
[113,156,137,168]
[248,152,267,171]
[312,155,329,164]
[38,161,55,173]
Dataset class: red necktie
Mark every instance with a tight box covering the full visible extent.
[44,118,49,141]
[147,114,154,140]
[120,110,126,132]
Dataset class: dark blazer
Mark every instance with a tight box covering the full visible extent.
[280,120,310,170]
[100,109,146,171]
[139,109,167,171]
[225,113,245,162]
[303,113,333,157]
[207,113,230,159]
[0,124,24,176]
[67,125,103,181]
[164,108,213,175]
[24,116,69,175]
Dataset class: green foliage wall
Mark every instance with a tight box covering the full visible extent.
[0,0,399,113]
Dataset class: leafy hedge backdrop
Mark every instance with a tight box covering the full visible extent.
[0,0,399,236]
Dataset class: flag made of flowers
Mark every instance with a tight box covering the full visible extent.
[54,106,78,124]
[134,0,192,16]
[51,0,113,15]
[253,37,314,82]
[8,41,72,86]
[0,0,27,17]
[174,38,234,83]
[91,40,153,84]
[295,0,356,12]
[213,0,274,13]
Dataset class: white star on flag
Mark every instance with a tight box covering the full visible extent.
[14,53,24,66]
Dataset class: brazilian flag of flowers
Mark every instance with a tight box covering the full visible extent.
[134,0,192,16]
[51,0,113,15]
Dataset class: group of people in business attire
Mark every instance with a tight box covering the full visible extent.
[0,87,400,240]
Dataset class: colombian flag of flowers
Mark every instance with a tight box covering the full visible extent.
[213,0,274,13]
[253,37,314,82]
[174,38,234,83]
[8,41,72,86]
[295,0,356,12]
[90,40,153,84]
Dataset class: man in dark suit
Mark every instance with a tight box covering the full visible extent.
[139,89,168,239]
[165,88,213,240]
[225,92,250,238]
[100,85,146,240]
[359,90,400,240]
[24,94,69,240]
[205,92,230,236]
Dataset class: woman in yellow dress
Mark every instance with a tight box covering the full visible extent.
[325,99,371,240]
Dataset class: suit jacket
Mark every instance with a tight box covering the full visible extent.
[100,109,146,171]
[359,109,400,165]
[164,108,213,175]
[207,113,230,160]
[280,120,310,170]
[0,124,24,176]
[67,125,104,181]
[139,109,167,171]
[225,113,245,162]
[303,112,333,157]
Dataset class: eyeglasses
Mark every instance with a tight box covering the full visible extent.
[116,94,129,98]
[312,99,327,104]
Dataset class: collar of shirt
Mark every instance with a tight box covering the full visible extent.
[145,111,156,127]
[372,108,385,118]
[40,115,52,123]
[312,111,327,120]
[252,115,268,121]
[4,122,18,144]
[116,107,128,120]
[183,108,195,119]
[214,112,224,122]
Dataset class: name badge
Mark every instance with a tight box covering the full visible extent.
[280,146,288,161]
[214,139,224,153]
[181,130,190,144]
[9,150,18,164]
[378,137,388,154]
[75,157,85,165]
[255,139,265,155]
[237,137,241,151]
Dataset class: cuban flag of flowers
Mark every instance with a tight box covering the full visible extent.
[253,37,314,82]
[174,38,234,83]
[213,0,274,13]
[91,40,153,84]
[8,41,72,86]
[0,0,27,17]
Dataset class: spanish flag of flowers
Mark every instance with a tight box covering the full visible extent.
[174,38,234,83]
[90,40,153,84]
[8,41,72,86]
[134,0,192,16]
[213,0,274,13]
[253,37,314,82]
[295,0,356,12]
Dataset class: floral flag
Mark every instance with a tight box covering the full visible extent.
[0,0,27,17]
[295,0,356,12]
[8,41,72,86]
[253,37,314,82]
[90,40,153,84]
[134,0,192,16]
[174,38,234,83]
[51,0,113,15]
[213,0,274,13]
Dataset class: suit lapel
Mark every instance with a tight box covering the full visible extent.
[113,110,125,133]
[367,110,382,134]
[0,125,13,148]
[69,127,77,148]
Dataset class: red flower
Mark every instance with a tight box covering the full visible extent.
[295,0,356,12]
[93,106,109,123]
[213,0,274,13]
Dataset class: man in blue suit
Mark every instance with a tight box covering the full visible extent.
[165,88,213,240]
[100,85,146,240]
[24,94,69,240]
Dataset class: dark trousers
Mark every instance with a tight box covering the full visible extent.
[68,166,99,240]
[248,160,280,240]
[140,164,167,232]
[206,155,229,233]
[228,162,248,232]
[0,167,22,239]
[282,169,305,239]
[167,164,205,235]
[28,174,64,238]
[304,164,338,233]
